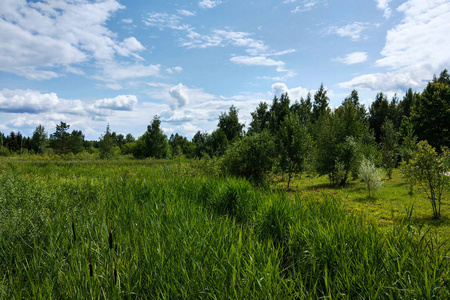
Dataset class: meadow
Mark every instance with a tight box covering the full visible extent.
[0,157,449,299]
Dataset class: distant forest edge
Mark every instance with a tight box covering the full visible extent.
[1,69,449,170]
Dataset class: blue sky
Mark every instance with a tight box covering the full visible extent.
[1,0,449,140]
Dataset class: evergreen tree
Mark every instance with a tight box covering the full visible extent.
[51,122,71,154]
[269,93,290,133]
[69,130,85,154]
[369,93,390,143]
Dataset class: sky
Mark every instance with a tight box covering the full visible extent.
[1,0,449,140]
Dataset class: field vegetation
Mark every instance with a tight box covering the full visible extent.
[0,158,449,298]
[1,70,450,298]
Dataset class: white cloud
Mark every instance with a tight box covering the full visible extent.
[340,0,450,92]
[199,0,222,9]
[375,0,393,18]
[334,52,368,65]
[143,12,188,30]
[166,66,183,74]
[178,9,196,16]
[230,56,285,68]
[93,95,138,111]
[115,37,146,60]
[122,18,133,24]
[291,0,324,13]
[324,22,372,41]
[0,89,59,113]
[0,0,148,80]
[98,62,161,82]
[169,83,190,110]
[271,83,310,101]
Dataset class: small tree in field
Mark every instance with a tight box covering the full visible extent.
[405,140,449,219]
[359,158,383,198]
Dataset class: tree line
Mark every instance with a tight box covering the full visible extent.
[1,69,449,174]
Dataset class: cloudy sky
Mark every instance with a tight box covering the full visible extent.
[1,0,449,140]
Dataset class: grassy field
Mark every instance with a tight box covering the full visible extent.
[0,157,449,299]
[275,169,450,240]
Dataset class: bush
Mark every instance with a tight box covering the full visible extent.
[404,140,449,219]
[359,157,383,198]
[220,130,276,184]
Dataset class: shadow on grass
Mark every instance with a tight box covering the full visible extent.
[353,195,377,203]
[302,182,359,191]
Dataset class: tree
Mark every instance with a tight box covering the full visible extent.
[291,92,312,124]
[381,119,398,179]
[205,129,228,157]
[31,125,48,154]
[248,102,270,135]
[99,125,115,159]
[410,77,450,150]
[404,141,449,219]
[315,92,370,185]
[221,130,276,184]
[369,93,390,143]
[278,113,311,189]
[269,93,291,134]
[218,105,244,142]
[135,116,170,159]
[51,122,70,154]
[312,83,329,123]
[68,130,85,154]
[359,158,383,198]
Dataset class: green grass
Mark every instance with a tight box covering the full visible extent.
[0,157,449,298]
[277,169,450,240]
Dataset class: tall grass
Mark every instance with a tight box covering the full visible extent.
[0,158,448,298]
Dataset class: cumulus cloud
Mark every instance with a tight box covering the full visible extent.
[93,95,138,111]
[199,0,222,9]
[0,89,59,113]
[0,89,138,119]
[169,83,190,110]
[334,52,368,65]
[340,0,450,92]
[0,0,147,80]
[271,83,310,101]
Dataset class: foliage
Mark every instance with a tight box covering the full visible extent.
[30,125,48,154]
[278,113,311,189]
[99,124,115,159]
[411,77,450,150]
[217,105,244,141]
[312,83,329,123]
[314,92,369,185]
[0,159,449,298]
[359,157,383,198]
[134,116,171,159]
[404,140,449,219]
[381,119,398,179]
[50,121,71,154]
[221,130,276,184]
[248,102,271,135]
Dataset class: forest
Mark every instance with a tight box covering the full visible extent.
[0,70,449,298]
